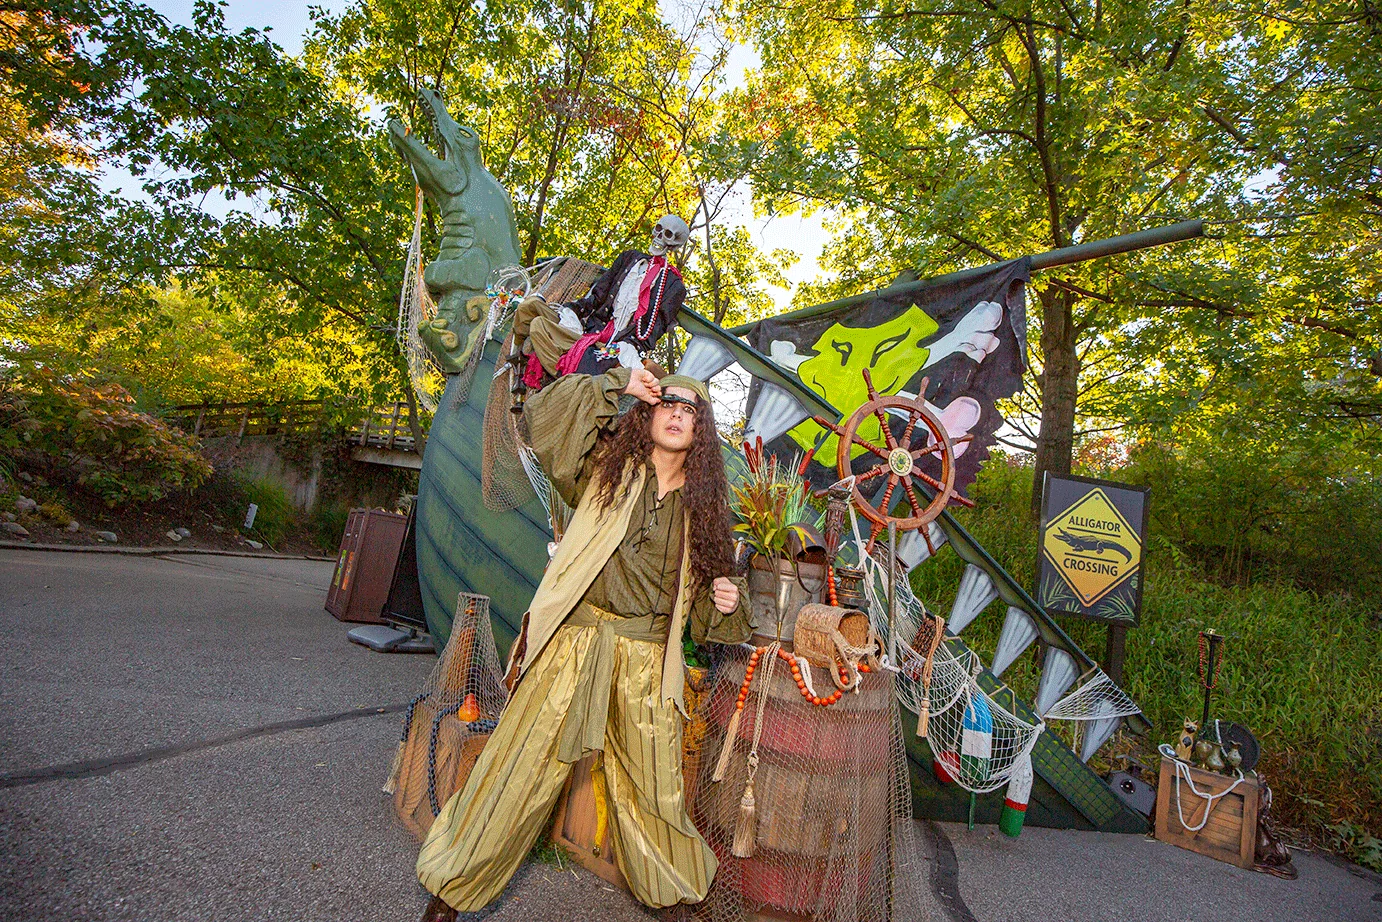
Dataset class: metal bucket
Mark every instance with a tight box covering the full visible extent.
[746,556,826,644]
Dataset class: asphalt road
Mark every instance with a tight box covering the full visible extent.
[1,548,1378,922]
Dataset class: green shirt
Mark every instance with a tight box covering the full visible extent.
[525,368,750,645]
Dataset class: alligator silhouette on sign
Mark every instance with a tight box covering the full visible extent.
[1053,528,1133,562]
[387,88,524,372]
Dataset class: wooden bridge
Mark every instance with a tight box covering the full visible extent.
[166,399,427,470]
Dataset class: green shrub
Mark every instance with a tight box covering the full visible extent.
[38,502,73,526]
[911,453,1382,842]
[235,474,296,546]
[1113,437,1382,597]
[309,502,351,552]
[1,367,212,506]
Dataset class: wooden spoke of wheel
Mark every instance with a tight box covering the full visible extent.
[911,432,974,459]
[813,415,891,460]
[862,369,900,451]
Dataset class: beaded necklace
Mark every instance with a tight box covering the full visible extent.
[633,262,669,341]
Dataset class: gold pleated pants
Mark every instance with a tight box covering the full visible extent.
[415,617,716,911]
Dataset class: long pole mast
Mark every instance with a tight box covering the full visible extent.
[726,219,1205,335]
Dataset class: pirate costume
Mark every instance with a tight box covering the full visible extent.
[416,368,748,914]
[511,250,686,390]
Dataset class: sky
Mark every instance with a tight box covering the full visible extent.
[129,0,832,312]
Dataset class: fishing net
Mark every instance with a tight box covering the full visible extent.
[479,257,604,515]
[845,505,1044,795]
[1042,668,1141,722]
[398,185,446,413]
[447,266,534,408]
[384,593,508,840]
[690,644,932,922]
[481,347,540,513]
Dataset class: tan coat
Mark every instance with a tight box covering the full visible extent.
[517,460,696,715]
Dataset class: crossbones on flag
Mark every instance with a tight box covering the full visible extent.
[741,257,1030,497]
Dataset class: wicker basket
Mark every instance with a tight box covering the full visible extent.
[794,603,872,670]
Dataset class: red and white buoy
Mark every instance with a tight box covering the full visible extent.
[999,754,1033,838]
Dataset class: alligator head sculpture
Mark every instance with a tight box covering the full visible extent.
[387,88,524,372]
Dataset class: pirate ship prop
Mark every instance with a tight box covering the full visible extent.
[391,91,1205,835]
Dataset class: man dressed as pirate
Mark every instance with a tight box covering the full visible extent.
[418,361,750,920]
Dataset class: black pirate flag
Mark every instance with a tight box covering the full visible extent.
[743,258,1030,497]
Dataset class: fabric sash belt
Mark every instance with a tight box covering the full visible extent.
[557,602,669,763]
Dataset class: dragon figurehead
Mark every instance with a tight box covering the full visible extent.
[387,89,523,372]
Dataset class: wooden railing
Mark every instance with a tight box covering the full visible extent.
[166,398,427,457]
[166,399,328,442]
[347,400,424,453]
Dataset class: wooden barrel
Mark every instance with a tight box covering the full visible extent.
[694,654,895,916]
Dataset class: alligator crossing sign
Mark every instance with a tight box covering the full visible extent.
[1038,474,1151,626]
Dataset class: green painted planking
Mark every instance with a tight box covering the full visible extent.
[416,351,552,650]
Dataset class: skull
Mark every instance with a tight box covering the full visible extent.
[650,214,690,254]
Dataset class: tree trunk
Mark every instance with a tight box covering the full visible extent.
[1030,285,1079,519]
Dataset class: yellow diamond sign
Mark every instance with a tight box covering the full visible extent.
[1041,488,1142,607]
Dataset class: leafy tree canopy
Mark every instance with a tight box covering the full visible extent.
[708,0,1380,494]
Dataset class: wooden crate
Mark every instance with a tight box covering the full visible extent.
[549,754,628,890]
[1155,755,1259,869]
[325,509,407,623]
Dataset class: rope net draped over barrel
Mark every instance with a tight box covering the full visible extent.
[690,646,933,922]
[385,593,508,840]
[480,257,604,515]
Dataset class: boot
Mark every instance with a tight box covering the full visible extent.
[420,894,457,922]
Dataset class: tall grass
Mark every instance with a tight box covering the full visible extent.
[910,456,1382,841]
[233,474,296,547]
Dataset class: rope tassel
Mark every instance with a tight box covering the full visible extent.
[712,705,745,783]
[916,695,931,739]
[714,647,763,782]
[731,773,757,858]
[382,739,405,795]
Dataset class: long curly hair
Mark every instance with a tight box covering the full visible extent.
[590,394,735,590]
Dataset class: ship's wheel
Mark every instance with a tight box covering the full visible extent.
[813,368,975,556]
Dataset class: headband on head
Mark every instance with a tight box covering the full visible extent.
[658,373,710,404]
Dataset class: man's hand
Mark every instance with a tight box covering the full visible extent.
[624,367,662,405]
[712,577,739,614]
